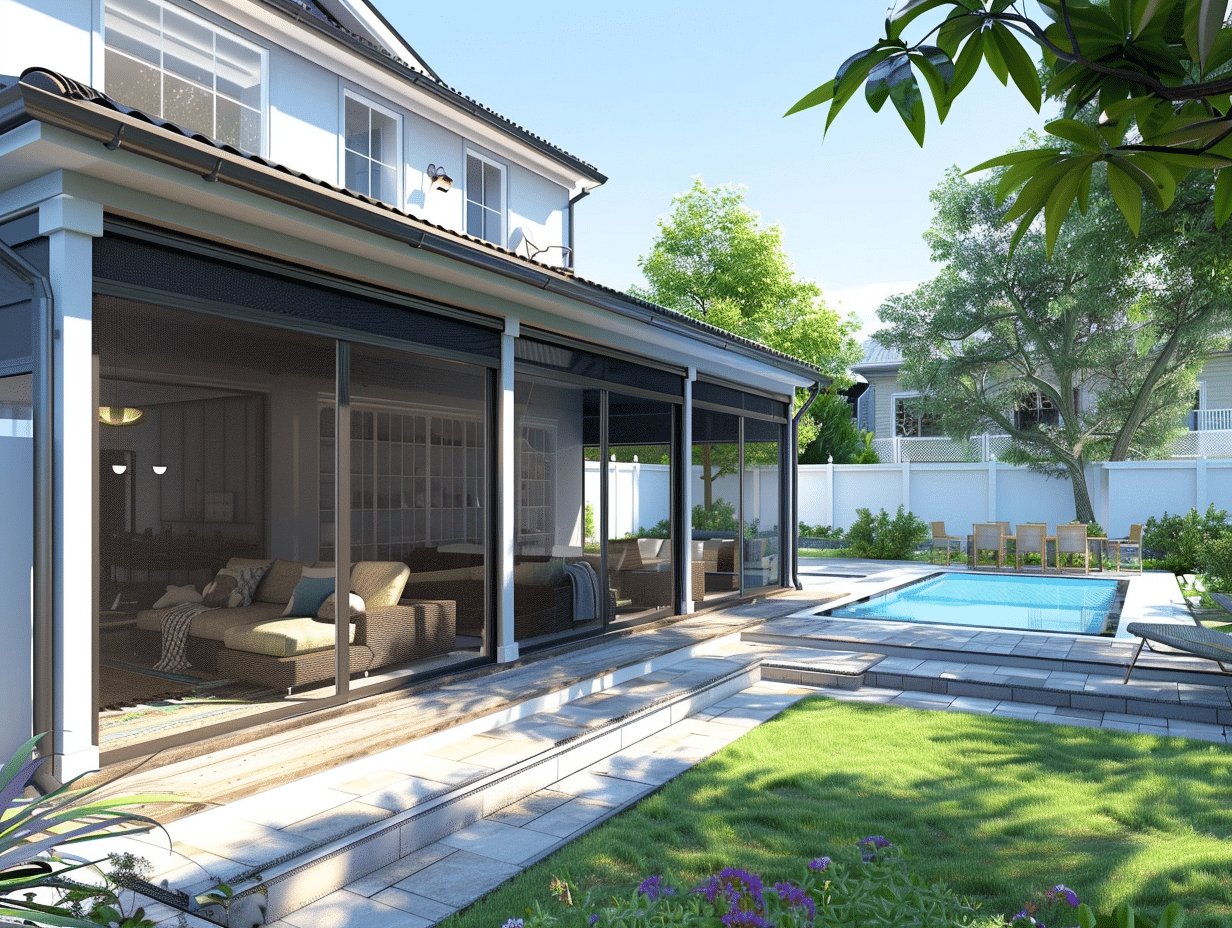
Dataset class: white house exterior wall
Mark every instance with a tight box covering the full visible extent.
[0,0,97,83]
[1198,353,1232,409]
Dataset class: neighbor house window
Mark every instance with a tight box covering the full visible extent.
[465,150,505,245]
[343,92,401,205]
[894,394,943,437]
[104,0,265,152]
[1013,389,1078,430]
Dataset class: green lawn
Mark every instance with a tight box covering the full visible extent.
[441,698,1232,928]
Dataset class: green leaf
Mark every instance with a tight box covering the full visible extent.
[1111,0,1133,32]
[945,31,985,103]
[1045,118,1106,151]
[825,47,898,132]
[1148,113,1232,146]
[1107,162,1144,234]
[1154,901,1186,928]
[1003,159,1075,223]
[889,0,958,41]
[982,25,1010,83]
[887,65,927,145]
[1124,152,1178,207]
[865,57,902,112]
[1076,164,1092,213]
[990,23,1043,110]
[966,147,1065,174]
[1044,158,1095,253]
[910,46,956,121]
[784,79,832,116]
[1132,0,1180,35]
[996,153,1066,204]
[937,9,981,56]
[1215,167,1232,226]
[1183,0,1230,72]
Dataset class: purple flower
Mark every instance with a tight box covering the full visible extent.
[500,920,524,928]
[856,836,894,863]
[588,916,599,926]
[1047,884,1080,907]
[637,876,676,902]
[807,857,831,873]
[774,882,816,922]
[721,911,772,928]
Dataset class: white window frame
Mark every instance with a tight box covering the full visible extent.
[464,147,507,247]
[102,0,268,155]
[340,89,403,206]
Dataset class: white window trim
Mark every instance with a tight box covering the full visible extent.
[1196,380,1208,409]
[464,147,508,247]
[101,0,269,156]
[340,88,404,206]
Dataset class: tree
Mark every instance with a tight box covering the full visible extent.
[631,179,860,383]
[788,1,1232,250]
[632,179,859,507]
[877,165,1232,521]
[799,389,880,464]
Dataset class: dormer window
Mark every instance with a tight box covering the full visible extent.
[465,150,506,245]
[343,92,401,205]
[104,0,265,153]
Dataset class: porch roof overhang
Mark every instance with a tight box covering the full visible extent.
[0,70,823,399]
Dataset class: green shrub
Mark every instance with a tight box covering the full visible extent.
[1144,505,1232,575]
[846,506,929,560]
[798,522,842,539]
[694,499,738,533]
[1198,534,1232,593]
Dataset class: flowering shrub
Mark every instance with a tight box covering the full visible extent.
[510,838,986,928]
[1009,884,1081,928]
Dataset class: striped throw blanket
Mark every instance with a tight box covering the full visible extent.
[153,602,213,672]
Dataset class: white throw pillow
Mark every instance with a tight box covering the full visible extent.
[151,584,202,609]
[315,591,365,623]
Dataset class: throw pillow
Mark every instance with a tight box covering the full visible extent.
[314,591,365,624]
[152,584,202,609]
[202,565,268,608]
[282,567,336,617]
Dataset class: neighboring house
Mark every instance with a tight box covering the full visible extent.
[852,338,1232,462]
[0,0,821,779]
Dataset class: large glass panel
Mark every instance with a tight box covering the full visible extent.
[692,407,741,603]
[95,297,337,753]
[607,392,675,620]
[513,376,602,646]
[0,374,32,438]
[345,345,489,670]
[104,49,161,115]
[742,418,783,592]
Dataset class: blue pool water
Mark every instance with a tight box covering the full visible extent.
[824,573,1120,635]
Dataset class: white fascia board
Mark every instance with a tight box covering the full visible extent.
[312,0,427,73]
[200,0,596,194]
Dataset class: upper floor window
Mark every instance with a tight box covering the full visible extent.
[343,92,400,205]
[466,150,505,245]
[894,394,943,437]
[104,0,264,153]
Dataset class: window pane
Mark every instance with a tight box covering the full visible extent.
[483,162,501,207]
[104,48,161,115]
[466,201,483,238]
[162,9,214,87]
[216,34,262,107]
[163,73,214,135]
[466,155,482,202]
[370,109,397,164]
[105,0,162,66]
[344,97,369,158]
[345,150,369,197]
[215,96,241,148]
[374,163,397,203]
[239,106,261,153]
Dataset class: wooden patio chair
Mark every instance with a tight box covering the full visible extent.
[970,522,1005,570]
[1108,524,1143,573]
[1011,523,1048,572]
[1124,622,1232,682]
[929,521,962,565]
[1055,523,1089,574]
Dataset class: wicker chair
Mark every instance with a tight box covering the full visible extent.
[1011,523,1048,572]
[970,523,1005,570]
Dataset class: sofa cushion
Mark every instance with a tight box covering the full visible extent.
[256,559,310,604]
[315,591,365,624]
[405,566,484,586]
[151,584,202,609]
[351,561,410,609]
[282,568,336,616]
[224,617,356,657]
[135,601,287,640]
[203,565,267,608]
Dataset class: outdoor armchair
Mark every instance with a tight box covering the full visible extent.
[1109,524,1143,573]
[929,521,962,565]
[1011,523,1048,572]
[970,523,1005,570]
[1055,523,1089,574]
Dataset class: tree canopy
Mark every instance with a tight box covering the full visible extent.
[788,0,1232,251]
[630,178,860,383]
[877,164,1232,521]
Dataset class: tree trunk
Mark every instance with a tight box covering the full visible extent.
[1066,459,1095,524]
[702,444,714,509]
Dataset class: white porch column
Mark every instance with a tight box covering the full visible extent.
[681,369,695,613]
[496,318,518,663]
[39,194,102,781]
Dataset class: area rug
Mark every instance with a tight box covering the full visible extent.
[98,668,196,711]
[99,679,289,751]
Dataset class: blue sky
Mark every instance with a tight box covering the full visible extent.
[383,2,1049,337]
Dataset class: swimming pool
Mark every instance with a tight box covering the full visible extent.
[823,573,1123,635]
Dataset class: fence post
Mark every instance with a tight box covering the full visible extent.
[825,460,834,529]
[987,459,998,521]
[1197,456,1209,511]
[902,461,911,514]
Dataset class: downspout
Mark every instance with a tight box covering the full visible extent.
[791,380,822,591]
[566,185,597,270]
[0,241,56,790]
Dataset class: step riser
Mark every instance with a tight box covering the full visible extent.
[870,671,1231,725]
[205,661,761,927]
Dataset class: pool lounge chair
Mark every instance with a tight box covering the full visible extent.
[1123,622,1232,682]
[929,521,962,565]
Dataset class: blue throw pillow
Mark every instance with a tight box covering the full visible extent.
[282,575,335,617]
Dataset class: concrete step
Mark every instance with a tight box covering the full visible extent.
[134,644,764,927]
[864,656,1232,725]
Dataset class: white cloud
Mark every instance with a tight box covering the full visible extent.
[826,280,918,341]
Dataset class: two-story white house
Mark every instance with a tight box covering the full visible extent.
[0,0,822,781]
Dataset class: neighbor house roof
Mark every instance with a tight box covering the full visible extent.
[0,69,822,386]
[851,338,903,374]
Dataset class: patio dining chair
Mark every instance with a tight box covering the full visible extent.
[1108,524,1143,573]
[1054,523,1089,574]
[929,521,962,565]
[1011,523,1048,572]
[970,523,1005,570]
